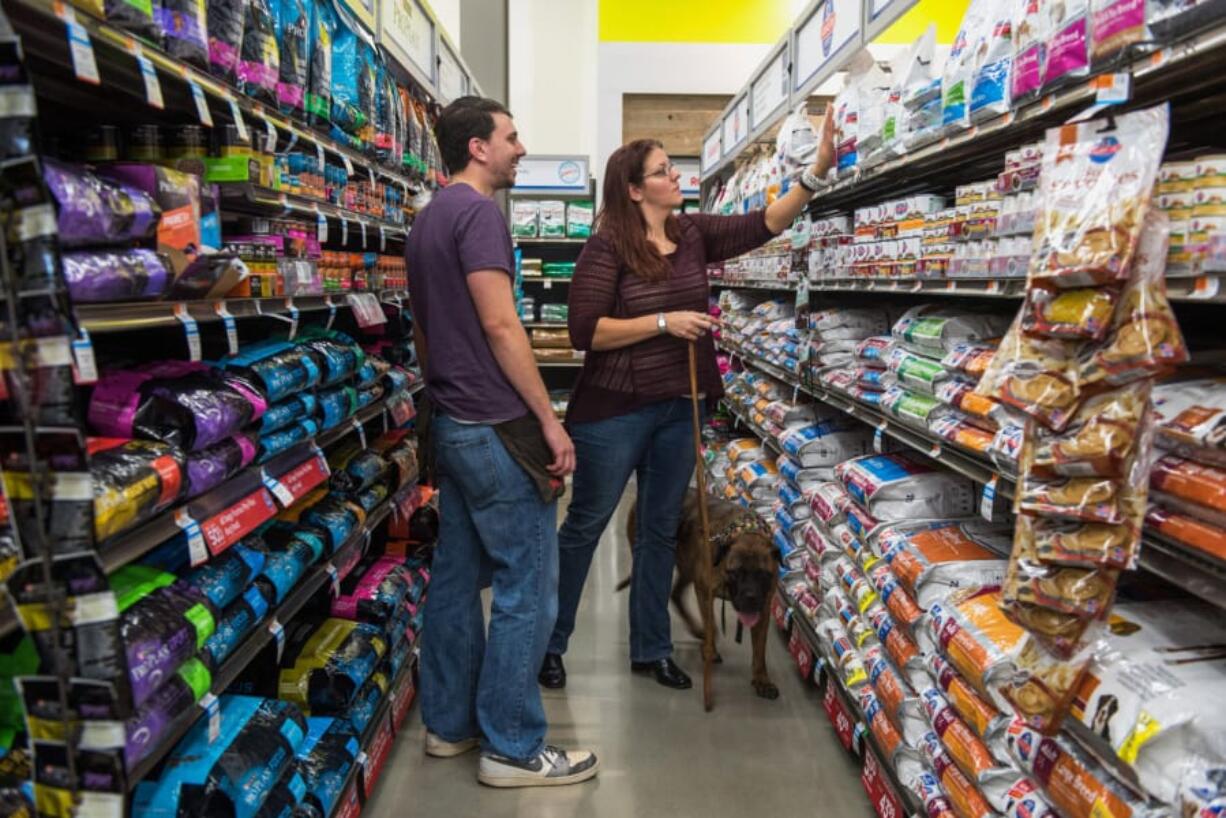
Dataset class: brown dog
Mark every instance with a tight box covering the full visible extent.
[624,490,781,699]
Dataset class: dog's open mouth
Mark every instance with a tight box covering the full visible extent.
[736,611,761,630]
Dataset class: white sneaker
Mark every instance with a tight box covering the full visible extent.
[425,731,481,758]
[477,745,600,788]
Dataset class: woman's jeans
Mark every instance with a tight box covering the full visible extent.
[420,414,559,761]
[548,398,698,663]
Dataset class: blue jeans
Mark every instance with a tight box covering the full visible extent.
[419,414,559,761]
[548,398,698,663]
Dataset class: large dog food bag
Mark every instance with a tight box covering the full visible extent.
[835,452,978,521]
[278,618,387,714]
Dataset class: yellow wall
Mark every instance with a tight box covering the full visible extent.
[599,0,970,45]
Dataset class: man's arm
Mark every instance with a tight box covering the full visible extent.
[468,270,575,476]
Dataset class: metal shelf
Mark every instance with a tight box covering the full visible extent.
[1138,530,1226,612]
[809,278,1028,300]
[218,185,409,242]
[515,238,588,246]
[520,277,573,285]
[125,478,419,788]
[522,322,568,329]
[75,290,409,334]
[535,359,584,368]
[711,279,801,292]
[720,401,783,456]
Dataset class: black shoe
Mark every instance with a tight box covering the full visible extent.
[539,653,566,689]
[630,658,692,689]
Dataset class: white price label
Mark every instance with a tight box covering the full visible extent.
[175,508,209,566]
[379,225,386,252]
[268,618,285,661]
[71,328,98,384]
[262,116,277,153]
[54,4,100,85]
[928,442,942,459]
[326,563,340,595]
[200,693,220,742]
[342,153,354,175]
[352,416,367,449]
[341,218,349,245]
[182,69,213,126]
[316,141,325,170]
[980,475,999,521]
[214,302,238,355]
[261,468,296,506]
[359,220,367,247]
[138,54,163,108]
[284,299,300,340]
[356,751,370,776]
[228,97,249,143]
[873,427,884,454]
[316,209,328,243]
[174,304,202,361]
[325,296,337,330]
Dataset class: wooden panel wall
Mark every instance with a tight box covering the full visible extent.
[621,93,732,156]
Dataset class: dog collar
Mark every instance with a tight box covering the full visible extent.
[711,514,772,566]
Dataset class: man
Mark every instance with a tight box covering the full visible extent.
[406,96,599,788]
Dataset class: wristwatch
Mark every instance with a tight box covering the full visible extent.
[798,168,825,193]
[657,312,668,335]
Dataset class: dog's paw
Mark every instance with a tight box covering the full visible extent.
[753,679,780,700]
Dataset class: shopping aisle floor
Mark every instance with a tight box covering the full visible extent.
[367,486,873,818]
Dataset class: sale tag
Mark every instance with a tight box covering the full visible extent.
[181,67,213,126]
[228,96,250,142]
[284,299,300,340]
[71,328,98,384]
[268,618,285,662]
[341,218,349,245]
[980,475,999,521]
[174,304,202,361]
[175,508,209,566]
[1094,73,1131,105]
[54,3,100,85]
[214,302,239,355]
[200,693,220,742]
[261,468,296,507]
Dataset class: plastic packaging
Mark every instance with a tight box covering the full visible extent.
[275,0,309,115]
[43,160,159,247]
[208,0,250,84]
[305,0,334,124]
[278,618,387,713]
[237,0,279,103]
[62,248,170,302]
[157,0,209,67]
[1044,0,1091,89]
[90,438,186,541]
[970,0,1013,122]
[186,434,259,498]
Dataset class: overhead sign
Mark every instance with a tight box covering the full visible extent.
[513,157,590,192]
[795,0,862,92]
[701,130,721,173]
[751,47,789,129]
[379,0,434,83]
[722,96,749,154]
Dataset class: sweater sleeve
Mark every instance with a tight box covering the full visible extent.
[568,234,621,352]
[683,210,776,264]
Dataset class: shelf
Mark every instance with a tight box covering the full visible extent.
[218,185,409,242]
[1137,531,1226,612]
[4,0,423,191]
[515,238,588,246]
[809,278,1028,300]
[76,290,409,334]
[720,401,783,456]
[535,359,584,368]
[522,322,568,329]
[520,277,573,285]
[710,279,801,292]
[125,478,420,788]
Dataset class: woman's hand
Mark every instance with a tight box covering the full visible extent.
[663,311,717,341]
[811,113,835,180]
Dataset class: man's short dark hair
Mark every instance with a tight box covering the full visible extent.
[435,96,512,174]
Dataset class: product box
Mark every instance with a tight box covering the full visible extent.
[539,200,566,238]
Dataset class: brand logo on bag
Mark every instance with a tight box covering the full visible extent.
[1090,135,1121,164]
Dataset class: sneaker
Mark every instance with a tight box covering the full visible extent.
[477,745,599,788]
[425,732,481,758]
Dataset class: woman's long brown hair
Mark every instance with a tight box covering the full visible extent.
[594,139,681,282]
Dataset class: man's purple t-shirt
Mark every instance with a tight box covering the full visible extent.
[406,183,527,423]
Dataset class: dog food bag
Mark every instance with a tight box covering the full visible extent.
[278,618,387,714]
[1070,600,1226,802]
[970,0,1013,123]
[886,346,966,397]
[90,438,186,542]
[925,653,1009,744]
[186,433,259,499]
[869,562,925,630]
[187,543,266,610]
[295,718,359,816]
[260,395,317,435]
[818,618,869,689]
[835,453,978,522]
[220,341,321,405]
[726,438,765,464]
[941,0,994,136]
[1004,717,1161,818]
[1029,104,1169,289]
[868,604,922,670]
[1011,0,1046,103]
[918,730,997,818]
[920,686,1018,810]
[1043,0,1090,88]
[203,584,271,668]
[779,483,810,522]
[830,586,881,649]
[62,248,170,302]
[125,658,211,770]
[872,520,1011,610]
[132,696,307,818]
[910,770,961,818]
[859,686,908,764]
[920,589,1026,702]
[777,453,833,492]
[1150,454,1226,529]
[1002,778,1061,818]
[158,0,209,67]
[737,460,780,502]
[764,401,816,429]
[893,305,1012,358]
[1147,504,1226,561]
[942,344,997,383]
[1152,377,1226,468]
[275,0,309,114]
[43,160,160,247]
[207,0,249,84]
[864,644,928,744]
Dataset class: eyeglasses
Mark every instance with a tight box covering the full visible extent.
[643,163,676,179]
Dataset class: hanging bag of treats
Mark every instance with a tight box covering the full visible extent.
[276,0,310,116]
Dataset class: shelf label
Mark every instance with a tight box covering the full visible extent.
[351,416,367,449]
[928,442,942,459]
[771,595,789,631]
[71,328,98,384]
[341,153,354,176]
[326,563,340,596]
[214,302,239,355]
[316,141,325,170]
[823,674,857,751]
[861,746,905,818]
[200,488,279,554]
[266,457,324,506]
[227,96,250,142]
[873,426,885,454]
[980,475,999,521]
[346,293,385,328]
[751,48,788,129]
[1093,72,1131,105]
[180,67,213,126]
[268,618,285,662]
[340,218,349,245]
[379,225,386,252]
[125,41,163,109]
[359,220,368,247]
[200,693,220,742]
[53,3,100,85]
[325,296,338,330]
[174,304,202,361]
[1190,276,1221,300]
[261,116,277,153]
[284,298,300,340]
[175,508,209,566]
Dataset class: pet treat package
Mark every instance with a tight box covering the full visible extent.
[238,0,280,103]
[89,361,268,452]
[275,0,310,114]
[567,201,594,238]
[208,0,250,84]
[62,249,170,303]
[90,438,186,541]
[278,618,387,714]
[43,160,159,247]
[131,696,308,818]
[157,0,210,67]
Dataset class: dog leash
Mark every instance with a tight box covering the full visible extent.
[688,341,716,712]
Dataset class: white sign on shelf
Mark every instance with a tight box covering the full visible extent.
[438,42,466,102]
[380,0,434,81]
[701,131,721,173]
[675,158,701,195]
[795,0,862,92]
[512,157,590,192]
[751,48,788,129]
[722,97,750,153]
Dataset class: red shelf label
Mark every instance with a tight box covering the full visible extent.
[333,779,361,818]
[787,629,814,681]
[823,678,856,751]
[278,453,330,504]
[201,488,278,555]
[771,595,789,632]
[361,716,396,801]
[861,745,905,818]
[391,673,416,732]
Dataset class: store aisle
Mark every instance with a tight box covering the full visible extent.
[367,487,873,818]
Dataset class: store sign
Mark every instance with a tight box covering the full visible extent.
[722,96,749,153]
[861,747,905,818]
[795,0,862,92]
[675,158,701,195]
[751,47,788,129]
[513,157,590,192]
[438,42,465,102]
[701,131,721,173]
[379,0,434,81]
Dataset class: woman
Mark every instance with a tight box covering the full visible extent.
[539,116,835,691]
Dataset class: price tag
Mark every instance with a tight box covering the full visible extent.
[325,296,338,330]
[326,563,340,596]
[910,280,923,292]
[53,3,100,85]
[1094,73,1131,105]
[1149,48,1168,68]
[200,693,220,742]
[340,218,349,245]
[351,416,367,449]
[261,116,277,153]
[175,508,209,566]
[359,221,367,247]
[1040,94,1056,112]
[1190,276,1221,300]
[543,280,552,290]
[873,427,885,454]
[356,751,370,777]
[71,328,98,384]
[268,618,285,662]
[928,442,942,459]
[985,279,1002,294]
[174,304,202,361]
[214,302,238,355]
[124,39,164,109]
[315,141,325,170]
[980,475,999,521]
[181,67,213,126]
[284,299,300,340]
[226,96,249,143]
[261,468,296,507]
[341,153,354,175]
[379,225,386,252]
[316,209,328,243]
